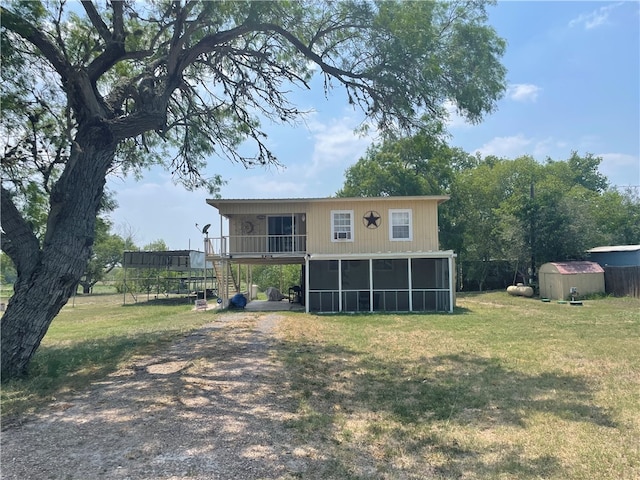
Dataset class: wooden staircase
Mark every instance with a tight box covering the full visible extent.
[212,259,240,299]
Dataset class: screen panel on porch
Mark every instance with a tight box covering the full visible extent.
[308,256,452,313]
[373,258,410,311]
[308,260,339,312]
[341,260,370,312]
[411,258,450,311]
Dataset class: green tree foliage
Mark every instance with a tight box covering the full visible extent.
[588,188,640,246]
[78,218,133,294]
[337,132,476,261]
[338,130,475,197]
[450,153,639,288]
[1,0,507,377]
[338,137,639,290]
[251,264,302,294]
[142,239,169,252]
[1,252,17,285]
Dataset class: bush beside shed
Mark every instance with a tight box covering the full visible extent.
[539,261,605,300]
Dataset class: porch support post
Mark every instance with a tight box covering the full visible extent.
[203,237,207,304]
[221,258,227,308]
[369,258,374,312]
[219,211,224,255]
[305,256,310,313]
[408,258,413,312]
[123,254,127,305]
[448,254,455,313]
[338,260,343,312]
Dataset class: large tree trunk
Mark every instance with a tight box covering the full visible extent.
[1,126,116,378]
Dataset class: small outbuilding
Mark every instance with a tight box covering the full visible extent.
[538,261,605,300]
[587,245,640,267]
[587,245,640,298]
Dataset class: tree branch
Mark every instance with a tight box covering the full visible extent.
[85,1,127,83]
[0,7,70,81]
[81,1,111,42]
[175,23,255,76]
[0,187,42,278]
[255,22,368,83]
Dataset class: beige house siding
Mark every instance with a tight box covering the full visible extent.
[306,198,441,254]
[206,196,447,256]
[227,213,307,237]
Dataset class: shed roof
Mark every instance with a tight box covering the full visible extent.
[587,245,640,253]
[548,261,604,275]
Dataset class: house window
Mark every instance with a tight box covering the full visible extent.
[389,209,412,241]
[332,210,354,241]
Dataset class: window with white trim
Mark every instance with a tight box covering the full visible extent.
[331,210,354,241]
[389,209,412,241]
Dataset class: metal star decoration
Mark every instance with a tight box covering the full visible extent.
[363,210,381,228]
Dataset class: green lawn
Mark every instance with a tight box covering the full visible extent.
[2,291,638,479]
[275,293,640,479]
[1,292,215,421]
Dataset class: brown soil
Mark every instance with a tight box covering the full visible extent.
[1,313,321,480]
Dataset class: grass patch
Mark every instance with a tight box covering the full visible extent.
[1,293,216,423]
[2,291,638,479]
[275,292,640,479]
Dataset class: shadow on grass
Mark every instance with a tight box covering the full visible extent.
[121,296,196,307]
[1,332,177,424]
[1,317,619,480]
[313,306,473,317]
[278,340,616,478]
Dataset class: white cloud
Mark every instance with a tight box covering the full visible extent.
[108,174,219,249]
[474,134,572,160]
[212,113,377,200]
[597,153,640,187]
[229,176,307,197]
[474,134,533,158]
[306,114,376,177]
[569,2,623,30]
[507,84,541,103]
[444,100,471,128]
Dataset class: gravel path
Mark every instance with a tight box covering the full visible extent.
[1,312,320,480]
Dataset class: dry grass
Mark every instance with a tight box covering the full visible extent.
[1,292,216,421]
[2,290,638,479]
[274,293,640,479]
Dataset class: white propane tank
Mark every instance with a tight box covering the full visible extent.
[507,284,534,297]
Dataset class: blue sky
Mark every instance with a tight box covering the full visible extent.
[107,1,640,250]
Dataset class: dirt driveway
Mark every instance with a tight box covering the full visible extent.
[1,313,321,480]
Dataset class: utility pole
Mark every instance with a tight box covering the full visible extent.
[530,181,536,286]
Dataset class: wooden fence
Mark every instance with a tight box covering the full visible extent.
[604,266,640,298]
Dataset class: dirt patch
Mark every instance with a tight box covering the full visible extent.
[1,312,319,480]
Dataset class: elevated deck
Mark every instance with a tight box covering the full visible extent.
[205,235,307,264]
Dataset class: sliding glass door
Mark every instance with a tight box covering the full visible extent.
[268,215,294,252]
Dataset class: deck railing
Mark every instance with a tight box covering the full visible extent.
[205,234,307,257]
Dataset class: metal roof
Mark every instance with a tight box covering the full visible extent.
[123,250,207,270]
[548,261,604,275]
[587,245,640,253]
[206,195,450,209]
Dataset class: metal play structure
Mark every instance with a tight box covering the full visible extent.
[121,250,216,304]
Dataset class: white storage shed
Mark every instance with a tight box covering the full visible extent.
[539,261,605,300]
